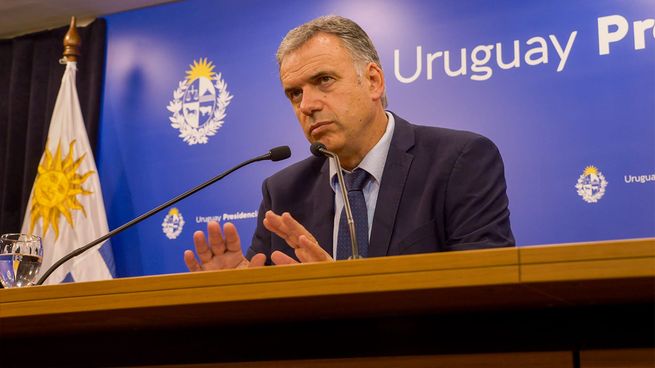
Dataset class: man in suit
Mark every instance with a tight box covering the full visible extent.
[184,15,514,271]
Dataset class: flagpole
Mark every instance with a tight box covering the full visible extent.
[28,15,117,285]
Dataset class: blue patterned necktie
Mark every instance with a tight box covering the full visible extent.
[336,169,370,260]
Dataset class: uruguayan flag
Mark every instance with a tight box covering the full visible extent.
[21,62,114,285]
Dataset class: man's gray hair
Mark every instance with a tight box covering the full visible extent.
[276,15,388,107]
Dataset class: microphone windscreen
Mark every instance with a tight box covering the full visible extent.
[310,142,327,157]
[269,146,291,161]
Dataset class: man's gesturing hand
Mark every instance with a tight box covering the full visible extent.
[263,211,334,264]
[184,221,266,271]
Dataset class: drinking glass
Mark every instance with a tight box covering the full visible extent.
[0,233,43,288]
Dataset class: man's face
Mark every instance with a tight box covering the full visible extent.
[280,33,381,160]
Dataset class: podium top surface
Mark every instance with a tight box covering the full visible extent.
[1,238,653,337]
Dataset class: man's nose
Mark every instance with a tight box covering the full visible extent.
[299,88,322,116]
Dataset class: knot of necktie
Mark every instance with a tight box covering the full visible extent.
[344,169,369,192]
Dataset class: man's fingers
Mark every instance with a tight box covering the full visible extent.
[249,253,267,267]
[296,235,333,263]
[264,211,317,249]
[271,250,299,265]
[222,222,242,253]
[183,250,203,272]
[207,221,226,255]
[186,221,248,271]
[263,218,298,249]
[281,212,317,243]
[193,230,214,264]
[263,212,294,245]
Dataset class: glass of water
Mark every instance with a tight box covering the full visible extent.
[0,233,43,288]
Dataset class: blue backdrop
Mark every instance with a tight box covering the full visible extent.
[97,0,655,277]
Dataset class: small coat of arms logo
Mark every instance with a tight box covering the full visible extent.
[162,207,185,239]
[575,165,608,203]
[167,58,233,145]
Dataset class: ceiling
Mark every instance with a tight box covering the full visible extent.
[0,0,178,39]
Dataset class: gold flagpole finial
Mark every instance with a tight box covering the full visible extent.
[62,16,81,63]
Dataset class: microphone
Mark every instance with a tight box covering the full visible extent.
[310,142,361,260]
[36,146,292,285]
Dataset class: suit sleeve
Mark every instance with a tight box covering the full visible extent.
[444,135,515,250]
[245,178,273,262]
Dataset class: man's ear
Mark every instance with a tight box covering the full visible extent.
[366,62,385,102]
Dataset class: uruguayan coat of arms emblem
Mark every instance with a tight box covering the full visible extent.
[167,58,233,145]
[575,165,608,203]
[162,207,185,240]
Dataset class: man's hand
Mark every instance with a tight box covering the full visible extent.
[184,221,266,271]
[263,211,334,264]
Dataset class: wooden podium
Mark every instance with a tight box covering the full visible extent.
[1,238,653,367]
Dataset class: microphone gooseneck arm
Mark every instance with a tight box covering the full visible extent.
[310,143,361,260]
[36,146,292,285]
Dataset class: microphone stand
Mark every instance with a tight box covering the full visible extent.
[36,146,291,285]
[311,143,361,259]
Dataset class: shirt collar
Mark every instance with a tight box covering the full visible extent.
[329,111,396,189]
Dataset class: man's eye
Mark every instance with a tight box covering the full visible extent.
[319,76,333,84]
[288,90,302,102]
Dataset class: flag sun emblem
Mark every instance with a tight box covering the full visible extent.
[167,58,233,145]
[28,140,94,238]
[575,165,608,203]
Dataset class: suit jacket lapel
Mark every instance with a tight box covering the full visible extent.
[368,113,415,257]
[311,158,334,255]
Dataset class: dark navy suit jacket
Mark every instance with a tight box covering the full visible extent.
[246,113,514,262]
